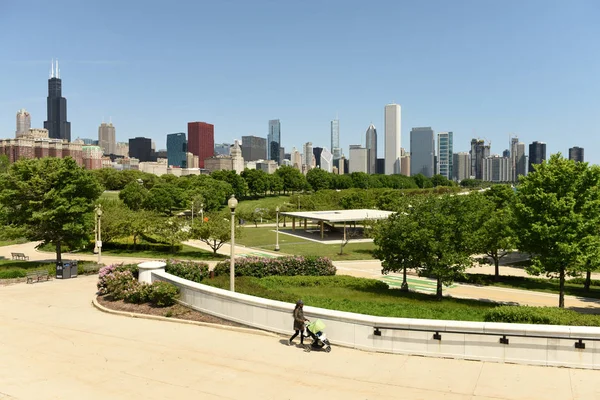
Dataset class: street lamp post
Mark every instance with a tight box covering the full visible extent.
[95,205,103,265]
[275,206,280,251]
[200,203,204,223]
[227,195,238,292]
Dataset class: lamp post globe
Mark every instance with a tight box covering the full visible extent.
[228,195,238,292]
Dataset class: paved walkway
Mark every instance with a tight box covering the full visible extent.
[0,277,599,400]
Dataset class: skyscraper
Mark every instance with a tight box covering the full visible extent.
[384,104,401,175]
[98,122,116,155]
[569,146,584,163]
[16,109,31,137]
[349,145,368,173]
[410,127,435,177]
[44,60,71,142]
[452,152,470,181]
[129,137,154,162]
[241,135,267,161]
[482,155,513,182]
[187,122,215,169]
[365,124,377,174]
[214,143,231,156]
[313,147,323,168]
[437,132,453,179]
[167,132,187,168]
[331,119,341,160]
[510,137,527,181]
[303,142,314,169]
[528,141,547,173]
[268,119,281,164]
[320,148,333,173]
[470,139,490,180]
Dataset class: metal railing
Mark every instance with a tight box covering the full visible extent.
[373,326,600,349]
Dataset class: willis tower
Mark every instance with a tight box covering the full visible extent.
[44,60,71,142]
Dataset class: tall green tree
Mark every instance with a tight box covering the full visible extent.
[306,168,332,191]
[119,181,148,210]
[241,169,268,197]
[275,165,307,194]
[0,157,102,262]
[211,170,248,199]
[152,217,189,252]
[0,155,9,174]
[513,154,600,308]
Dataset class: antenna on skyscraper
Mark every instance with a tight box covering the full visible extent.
[56,59,60,79]
[51,59,54,78]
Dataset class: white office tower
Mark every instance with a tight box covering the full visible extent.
[452,152,470,181]
[482,155,513,182]
[16,109,31,137]
[349,145,368,173]
[320,147,333,173]
[303,142,314,170]
[384,104,401,174]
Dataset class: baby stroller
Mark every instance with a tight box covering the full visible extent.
[304,319,331,353]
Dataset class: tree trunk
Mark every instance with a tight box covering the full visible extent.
[436,277,443,300]
[56,241,62,263]
[494,253,500,282]
[400,265,408,292]
[584,270,592,292]
[559,267,565,308]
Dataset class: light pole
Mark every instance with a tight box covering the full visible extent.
[95,205,103,265]
[227,195,238,292]
[200,203,204,223]
[275,206,280,251]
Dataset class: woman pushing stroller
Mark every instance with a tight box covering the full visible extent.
[289,300,308,346]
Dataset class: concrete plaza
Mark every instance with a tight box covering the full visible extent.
[1,277,599,400]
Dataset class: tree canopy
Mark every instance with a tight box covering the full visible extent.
[0,157,102,262]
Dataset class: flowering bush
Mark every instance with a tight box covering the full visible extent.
[105,270,137,300]
[212,256,336,278]
[165,259,209,283]
[124,282,152,304]
[149,281,180,306]
[97,264,117,295]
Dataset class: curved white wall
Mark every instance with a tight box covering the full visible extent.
[152,270,600,369]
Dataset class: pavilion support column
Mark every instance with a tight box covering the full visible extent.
[344,222,347,241]
[304,219,307,231]
[292,217,295,231]
[320,221,324,239]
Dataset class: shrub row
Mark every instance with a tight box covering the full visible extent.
[484,306,600,326]
[213,256,336,278]
[100,242,183,252]
[0,269,27,279]
[165,259,209,283]
[568,277,600,287]
[97,263,180,307]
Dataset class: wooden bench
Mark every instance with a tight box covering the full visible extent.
[11,252,29,261]
[26,269,49,284]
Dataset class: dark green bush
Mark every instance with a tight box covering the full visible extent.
[568,277,600,287]
[165,259,209,283]
[149,281,180,307]
[484,306,600,326]
[213,256,336,278]
[0,269,27,279]
[100,242,183,253]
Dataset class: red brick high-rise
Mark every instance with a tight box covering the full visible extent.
[187,122,214,169]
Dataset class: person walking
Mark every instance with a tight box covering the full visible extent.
[289,300,308,346]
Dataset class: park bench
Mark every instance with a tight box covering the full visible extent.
[11,252,29,261]
[26,269,50,284]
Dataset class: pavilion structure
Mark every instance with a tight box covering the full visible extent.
[278,209,395,241]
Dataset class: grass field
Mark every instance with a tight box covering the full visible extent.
[94,244,226,261]
[100,191,120,200]
[0,238,29,247]
[236,226,375,261]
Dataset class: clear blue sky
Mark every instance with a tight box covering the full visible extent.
[1,0,599,162]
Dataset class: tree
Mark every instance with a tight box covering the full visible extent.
[119,181,148,210]
[211,170,248,199]
[513,154,600,308]
[152,217,189,252]
[0,155,9,174]
[373,194,483,299]
[475,185,517,281]
[96,199,131,244]
[267,173,284,195]
[124,209,159,247]
[306,168,332,191]
[241,168,268,197]
[275,165,306,194]
[431,174,454,187]
[143,183,177,214]
[190,214,241,254]
[412,174,433,189]
[0,157,102,263]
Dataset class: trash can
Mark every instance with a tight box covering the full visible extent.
[68,260,78,278]
[56,261,68,279]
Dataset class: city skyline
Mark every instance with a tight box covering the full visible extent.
[0,1,598,163]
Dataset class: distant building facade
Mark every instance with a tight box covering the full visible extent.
[188,121,215,168]
[410,127,434,177]
[167,132,187,168]
[98,122,116,155]
[241,135,267,161]
[129,137,154,162]
[482,155,513,183]
[349,145,367,173]
[16,109,31,137]
[331,119,341,160]
[384,104,401,174]
[366,123,377,174]
[569,146,584,163]
[437,131,453,179]
[320,147,333,173]
[528,141,546,173]
[268,119,281,164]
[452,152,470,181]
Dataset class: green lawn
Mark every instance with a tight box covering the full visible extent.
[0,238,29,247]
[100,191,121,200]
[236,226,375,261]
[93,244,226,261]
[201,275,600,325]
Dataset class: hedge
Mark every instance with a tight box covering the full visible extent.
[484,306,600,326]
[213,256,336,278]
[100,242,183,252]
[165,259,209,283]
